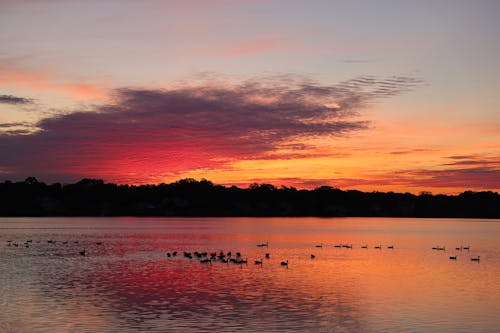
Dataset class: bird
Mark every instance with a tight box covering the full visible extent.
[463,246,470,250]
[310,254,315,259]
[280,260,288,266]
[200,259,211,264]
[387,245,394,249]
[361,245,368,249]
[471,256,480,262]
[315,244,323,248]
[79,248,86,256]
[265,253,270,259]
[255,259,263,265]
[166,252,171,257]
[375,245,382,249]
[449,255,457,260]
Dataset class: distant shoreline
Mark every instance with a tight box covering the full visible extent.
[1,178,499,218]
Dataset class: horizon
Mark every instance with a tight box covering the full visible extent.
[3,176,499,196]
[1,1,499,194]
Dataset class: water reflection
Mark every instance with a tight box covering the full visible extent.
[0,217,499,332]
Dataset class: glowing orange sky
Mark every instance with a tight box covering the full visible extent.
[0,1,499,194]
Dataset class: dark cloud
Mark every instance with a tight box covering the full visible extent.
[403,167,500,189]
[0,75,421,183]
[0,94,33,105]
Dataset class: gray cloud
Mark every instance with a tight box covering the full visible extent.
[0,94,33,105]
[0,74,421,183]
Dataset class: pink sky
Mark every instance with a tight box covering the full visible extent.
[0,1,499,194]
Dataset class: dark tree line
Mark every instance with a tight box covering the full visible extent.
[0,177,499,218]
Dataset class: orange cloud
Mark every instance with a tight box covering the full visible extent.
[0,65,108,101]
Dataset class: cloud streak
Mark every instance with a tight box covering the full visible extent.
[0,74,421,183]
[0,94,32,105]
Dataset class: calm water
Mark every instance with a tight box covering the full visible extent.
[0,217,499,333]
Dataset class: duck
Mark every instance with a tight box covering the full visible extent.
[310,254,316,259]
[471,256,480,262]
[449,255,457,260]
[79,248,86,256]
[280,260,289,266]
[255,259,263,265]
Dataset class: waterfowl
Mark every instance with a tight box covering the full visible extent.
[310,254,315,259]
[387,245,394,249]
[265,253,270,259]
[166,252,171,257]
[280,260,288,266]
[374,245,382,249]
[463,246,470,250]
[172,251,178,256]
[315,244,323,248]
[257,242,269,247]
[200,259,211,264]
[449,255,457,260]
[79,248,86,256]
[361,245,368,249]
[255,259,263,265]
[471,256,480,262]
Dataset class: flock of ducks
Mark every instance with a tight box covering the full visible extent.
[5,239,482,264]
[5,239,101,257]
[431,245,481,262]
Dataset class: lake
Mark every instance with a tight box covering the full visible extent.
[0,217,499,332]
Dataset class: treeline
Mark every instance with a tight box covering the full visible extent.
[0,177,499,218]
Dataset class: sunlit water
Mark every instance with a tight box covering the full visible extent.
[0,217,499,332]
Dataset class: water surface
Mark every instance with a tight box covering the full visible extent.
[0,217,499,332]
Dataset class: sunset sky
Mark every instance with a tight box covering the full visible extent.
[1,0,499,194]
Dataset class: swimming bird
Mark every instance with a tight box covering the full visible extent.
[449,255,457,260]
[265,253,270,259]
[463,246,470,250]
[471,256,480,262]
[387,245,394,249]
[200,259,211,264]
[315,244,323,248]
[172,251,178,256]
[361,245,368,249]
[255,259,263,265]
[374,245,382,249]
[280,260,288,266]
[79,248,86,256]
[166,252,171,257]
[311,254,315,259]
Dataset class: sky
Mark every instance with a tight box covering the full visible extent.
[0,0,499,194]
